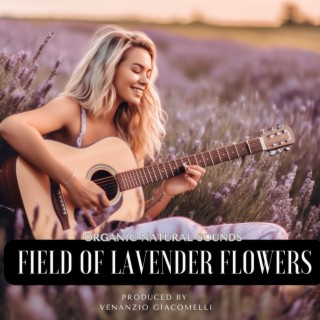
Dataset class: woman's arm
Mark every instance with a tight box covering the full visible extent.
[0,97,109,213]
[143,181,173,221]
[142,165,205,221]
[0,97,77,184]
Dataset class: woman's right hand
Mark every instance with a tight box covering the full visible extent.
[63,175,110,217]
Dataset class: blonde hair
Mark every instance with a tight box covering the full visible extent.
[60,25,166,164]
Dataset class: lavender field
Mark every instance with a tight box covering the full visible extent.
[0,19,320,319]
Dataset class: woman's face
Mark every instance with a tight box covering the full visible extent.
[113,47,152,107]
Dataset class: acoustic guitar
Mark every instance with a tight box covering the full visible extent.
[13,125,295,239]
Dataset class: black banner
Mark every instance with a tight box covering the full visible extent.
[4,240,319,285]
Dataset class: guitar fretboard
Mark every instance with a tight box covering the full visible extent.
[116,138,263,191]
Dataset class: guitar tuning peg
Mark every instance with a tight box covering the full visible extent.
[269,150,277,156]
[268,126,274,132]
[277,124,281,129]
[259,129,264,136]
[284,146,291,151]
[277,148,283,153]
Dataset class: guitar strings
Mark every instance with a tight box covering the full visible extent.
[86,139,264,190]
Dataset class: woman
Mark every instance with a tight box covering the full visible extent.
[0,25,288,240]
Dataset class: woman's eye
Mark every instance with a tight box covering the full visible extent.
[132,69,139,74]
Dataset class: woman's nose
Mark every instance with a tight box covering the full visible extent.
[139,74,149,84]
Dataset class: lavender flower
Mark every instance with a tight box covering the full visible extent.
[297,171,315,211]
[14,209,25,240]
[31,32,54,65]
[6,285,56,320]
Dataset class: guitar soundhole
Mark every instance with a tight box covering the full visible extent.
[91,170,118,200]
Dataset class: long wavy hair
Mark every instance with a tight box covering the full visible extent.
[60,25,166,164]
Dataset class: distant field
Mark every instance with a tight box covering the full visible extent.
[4,18,319,53]
[119,21,320,53]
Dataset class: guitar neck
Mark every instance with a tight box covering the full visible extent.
[116,137,263,191]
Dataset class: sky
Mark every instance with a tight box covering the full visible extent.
[0,0,319,26]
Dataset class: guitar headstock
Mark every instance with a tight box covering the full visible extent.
[260,125,295,155]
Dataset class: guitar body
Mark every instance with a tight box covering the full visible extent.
[16,137,144,240]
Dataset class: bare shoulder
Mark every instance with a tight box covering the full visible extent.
[42,96,80,117]
[4,96,82,135]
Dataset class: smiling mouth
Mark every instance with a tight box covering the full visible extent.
[132,87,144,96]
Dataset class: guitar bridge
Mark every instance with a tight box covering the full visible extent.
[49,178,70,230]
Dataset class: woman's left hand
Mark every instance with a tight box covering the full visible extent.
[162,165,206,196]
